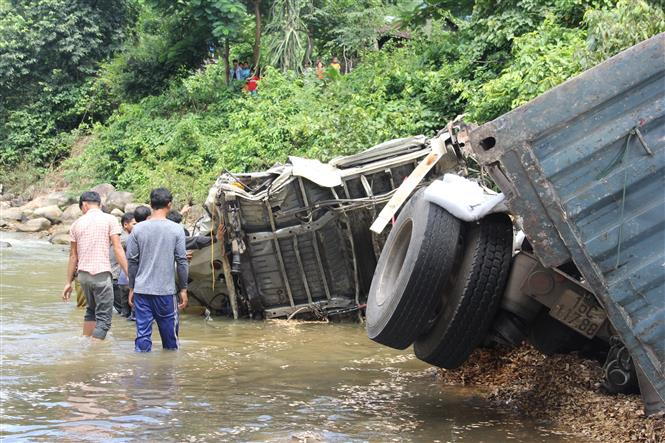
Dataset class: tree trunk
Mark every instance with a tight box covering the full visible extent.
[303,29,313,66]
[224,39,231,85]
[252,0,261,69]
[342,46,348,74]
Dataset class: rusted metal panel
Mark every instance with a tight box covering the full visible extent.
[468,34,665,405]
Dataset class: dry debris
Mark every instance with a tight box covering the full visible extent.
[436,345,664,443]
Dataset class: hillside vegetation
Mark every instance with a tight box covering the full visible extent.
[1,0,663,204]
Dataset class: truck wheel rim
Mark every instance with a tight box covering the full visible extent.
[376,219,412,306]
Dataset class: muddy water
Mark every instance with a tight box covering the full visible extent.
[0,232,579,442]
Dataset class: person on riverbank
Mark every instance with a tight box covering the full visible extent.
[133,205,151,223]
[126,188,188,352]
[230,59,240,80]
[330,56,341,73]
[315,59,325,80]
[110,212,136,318]
[62,191,128,341]
[240,62,251,80]
[246,68,260,96]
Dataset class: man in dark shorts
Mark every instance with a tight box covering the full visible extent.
[126,188,189,351]
[62,191,128,340]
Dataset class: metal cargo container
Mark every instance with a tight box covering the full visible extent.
[467,33,665,409]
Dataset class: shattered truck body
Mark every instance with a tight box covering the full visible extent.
[188,135,458,319]
[365,33,664,414]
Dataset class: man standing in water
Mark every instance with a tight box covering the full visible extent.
[62,191,128,340]
[126,188,188,352]
[110,212,136,318]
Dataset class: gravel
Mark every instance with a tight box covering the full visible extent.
[436,345,664,443]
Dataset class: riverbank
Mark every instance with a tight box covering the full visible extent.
[0,184,205,243]
[436,345,664,443]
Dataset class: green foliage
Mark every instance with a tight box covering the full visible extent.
[464,0,664,122]
[150,0,248,41]
[64,55,436,203]
[265,0,310,71]
[0,0,135,170]
[0,0,135,100]
[584,0,665,65]
[90,8,193,105]
[325,0,387,59]
[464,18,587,122]
[4,0,665,204]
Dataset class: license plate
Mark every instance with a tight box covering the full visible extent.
[549,289,605,338]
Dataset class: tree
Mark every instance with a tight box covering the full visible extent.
[241,0,271,68]
[0,0,136,168]
[401,0,473,26]
[265,0,311,72]
[0,0,135,106]
[328,0,388,70]
[149,0,249,83]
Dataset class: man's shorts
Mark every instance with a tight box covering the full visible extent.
[79,271,114,340]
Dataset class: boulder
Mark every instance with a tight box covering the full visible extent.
[16,217,51,232]
[91,183,116,204]
[0,241,11,248]
[49,233,71,245]
[46,191,76,208]
[124,202,141,215]
[52,223,72,235]
[20,207,35,219]
[20,196,46,210]
[1,207,23,221]
[34,205,63,223]
[61,204,82,221]
[105,191,134,212]
[22,193,64,210]
[10,197,26,207]
[111,208,124,217]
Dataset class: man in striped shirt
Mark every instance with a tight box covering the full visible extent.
[62,191,128,340]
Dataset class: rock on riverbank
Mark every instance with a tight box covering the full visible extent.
[436,345,664,443]
[0,184,139,241]
[1,184,203,241]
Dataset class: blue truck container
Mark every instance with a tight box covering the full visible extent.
[467,33,664,410]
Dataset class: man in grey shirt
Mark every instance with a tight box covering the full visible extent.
[126,188,189,352]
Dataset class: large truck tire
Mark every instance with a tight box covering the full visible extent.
[414,213,513,368]
[366,189,462,349]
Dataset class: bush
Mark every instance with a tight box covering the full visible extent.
[42,0,665,205]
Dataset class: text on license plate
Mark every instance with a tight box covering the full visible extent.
[549,289,605,338]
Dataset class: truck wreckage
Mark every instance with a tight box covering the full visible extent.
[186,134,460,319]
[186,34,664,414]
[364,34,665,414]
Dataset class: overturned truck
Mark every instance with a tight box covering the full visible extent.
[187,135,459,319]
[365,34,665,414]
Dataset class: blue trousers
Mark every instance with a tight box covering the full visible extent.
[134,293,179,352]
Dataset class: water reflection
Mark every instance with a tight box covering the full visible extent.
[0,233,580,442]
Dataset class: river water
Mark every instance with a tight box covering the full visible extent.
[0,232,579,442]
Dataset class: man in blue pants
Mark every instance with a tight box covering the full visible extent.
[126,188,189,352]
